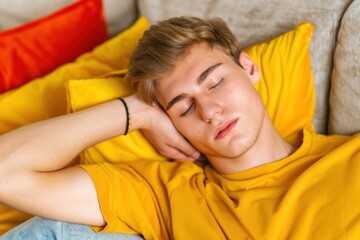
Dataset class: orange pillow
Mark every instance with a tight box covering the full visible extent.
[0,0,108,93]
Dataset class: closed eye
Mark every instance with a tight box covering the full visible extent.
[180,102,195,117]
[209,78,224,91]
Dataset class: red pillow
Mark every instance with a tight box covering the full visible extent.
[0,0,108,93]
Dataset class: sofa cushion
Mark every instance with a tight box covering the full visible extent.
[66,22,315,165]
[329,0,360,135]
[0,0,108,93]
[138,0,353,134]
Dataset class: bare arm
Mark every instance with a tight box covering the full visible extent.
[0,95,156,226]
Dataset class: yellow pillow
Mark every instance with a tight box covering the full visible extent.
[66,70,167,165]
[66,22,315,166]
[0,17,149,235]
[246,22,315,145]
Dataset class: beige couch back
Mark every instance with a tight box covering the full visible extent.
[329,0,360,135]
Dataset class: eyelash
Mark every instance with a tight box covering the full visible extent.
[180,102,194,117]
[180,78,224,117]
[209,78,224,91]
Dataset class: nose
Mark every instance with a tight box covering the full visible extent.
[197,97,222,123]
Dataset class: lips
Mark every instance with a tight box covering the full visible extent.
[215,119,238,140]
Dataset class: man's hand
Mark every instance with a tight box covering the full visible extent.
[125,95,200,161]
[142,109,200,161]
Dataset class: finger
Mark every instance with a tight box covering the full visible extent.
[171,136,200,161]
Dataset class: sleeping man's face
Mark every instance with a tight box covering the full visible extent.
[155,42,266,168]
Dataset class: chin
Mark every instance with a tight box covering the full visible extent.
[203,145,249,160]
[225,135,255,158]
[194,134,256,158]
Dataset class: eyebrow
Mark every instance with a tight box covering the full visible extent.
[197,63,222,85]
[165,63,222,110]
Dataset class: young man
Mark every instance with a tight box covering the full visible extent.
[1,17,360,239]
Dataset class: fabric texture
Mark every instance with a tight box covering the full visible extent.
[66,22,315,166]
[0,17,149,235]
[329,0,360,135]
[81,130,360,239]
[138,0,353,134]
[0,0,108,93]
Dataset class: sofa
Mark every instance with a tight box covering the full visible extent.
[0,0,359,236]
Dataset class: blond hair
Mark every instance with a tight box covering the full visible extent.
[127,16,241,104]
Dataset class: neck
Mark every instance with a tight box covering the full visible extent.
[208,114,296,174]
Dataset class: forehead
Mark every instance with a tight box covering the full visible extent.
[155,43,228,104]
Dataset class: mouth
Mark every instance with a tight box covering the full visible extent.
[215,119,238,140]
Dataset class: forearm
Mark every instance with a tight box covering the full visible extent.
[0,95,147,173]
[0,95,177,225]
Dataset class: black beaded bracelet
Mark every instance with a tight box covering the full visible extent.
[118,98,130,135]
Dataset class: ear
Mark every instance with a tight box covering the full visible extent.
[239,52,261,84]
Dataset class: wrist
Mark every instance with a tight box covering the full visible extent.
[117,98,130,135]
[123,95,154,132]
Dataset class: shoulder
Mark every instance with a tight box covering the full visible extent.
[307,129,359,155]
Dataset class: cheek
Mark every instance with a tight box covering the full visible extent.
[223,85,245,106]
[174,120,194,136]
[229,82,258,104]
[171,117,203,140]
